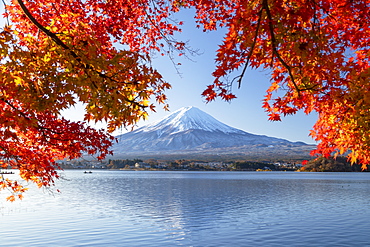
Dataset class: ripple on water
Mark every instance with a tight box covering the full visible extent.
[1,171,370,246]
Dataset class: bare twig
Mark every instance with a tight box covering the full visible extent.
[144,0,200,77]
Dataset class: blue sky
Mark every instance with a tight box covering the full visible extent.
[1,6,318,144]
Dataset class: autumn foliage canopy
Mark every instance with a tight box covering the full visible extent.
[0,0,369,200]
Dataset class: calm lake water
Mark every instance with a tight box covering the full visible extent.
[1,170,370,246]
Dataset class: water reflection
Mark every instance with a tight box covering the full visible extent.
[1,171,370,246]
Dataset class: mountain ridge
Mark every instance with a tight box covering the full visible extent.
[111,106,313,157]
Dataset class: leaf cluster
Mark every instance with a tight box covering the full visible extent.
[191,0,369,169]
[1,0,177,199]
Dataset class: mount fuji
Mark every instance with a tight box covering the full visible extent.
[111,106,314,158]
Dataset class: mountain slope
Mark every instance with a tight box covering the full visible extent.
[112,106,309,156]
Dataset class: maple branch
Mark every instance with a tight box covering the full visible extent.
[16,0,70,52]
[307,0,324,47]
[311,0,318,34]
[2,98,32,121]
[16,0,147,109]
[262,0,301,95]
[235,6,264,89]
[308,0,337,21]
[0,99,77,144]
[1,0,10,26]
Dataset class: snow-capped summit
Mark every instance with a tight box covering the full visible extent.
[112,106,309,156]
[137,106,242,135]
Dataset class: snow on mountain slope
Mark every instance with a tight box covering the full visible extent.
[135,106,243,135]
[112,106,307,155]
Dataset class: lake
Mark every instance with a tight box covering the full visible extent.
[1,170,370,246]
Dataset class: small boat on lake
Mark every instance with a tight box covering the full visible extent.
[0,170,14,174]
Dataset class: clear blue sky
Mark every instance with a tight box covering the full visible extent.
[1,6,317,144]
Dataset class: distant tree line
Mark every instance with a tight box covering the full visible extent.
[300,156,367,172]
[105,159,277,171]
[231,161,276,171]
[60,157,368,172]
[107,159,143,169]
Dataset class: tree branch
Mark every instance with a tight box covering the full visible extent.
[1,98,69,139]
[236,6,264,89]
[1,0,10,26]
[262,0,301,95]
[16,0,147,109]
